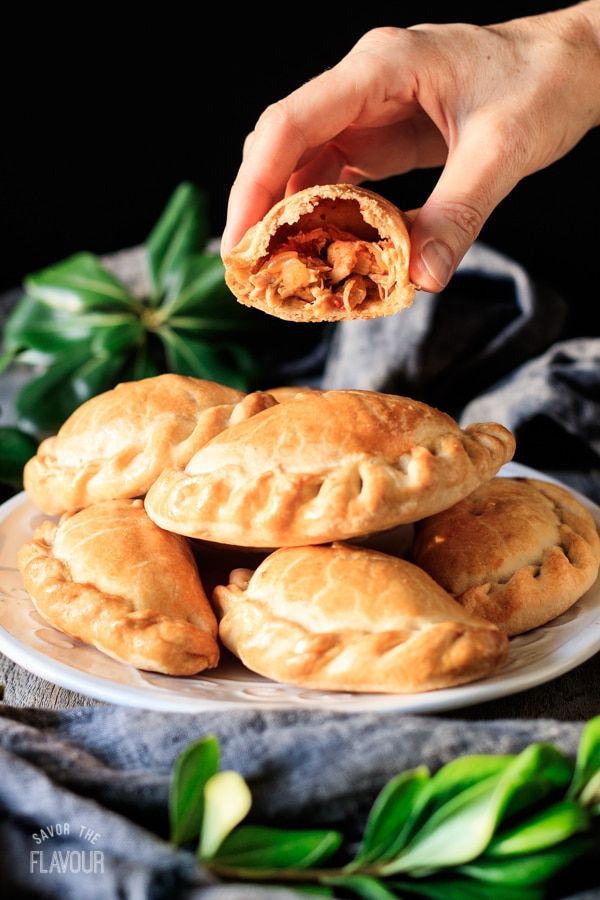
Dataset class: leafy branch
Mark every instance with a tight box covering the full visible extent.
[169,717,600,898]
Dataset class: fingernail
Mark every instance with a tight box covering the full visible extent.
[420,239,454,289]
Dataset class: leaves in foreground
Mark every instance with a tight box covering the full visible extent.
[169,718,600,898]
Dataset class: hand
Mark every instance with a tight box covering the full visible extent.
[222,3,600,292]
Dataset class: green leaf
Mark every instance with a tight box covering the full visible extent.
[291,888,335,897]
[353,768,429,864]
[71,354,126,404]
[390,877,542,900]
[169,735,219,846]
[381,744,572,874]
[458,836,594,887]
[323,874,400,899]
[15,345,89,431]
[199,770,252,861]
[15,348,125,432]
[122,340,161,381]
[485,800,589,857]
[159,328,253,390]
[159,253,231,318]
[580,770,600,808]
[3,293,38,351]
[0,349,16,374]
[147,183,208,300]
[215,825,342,869]
[381,756,514,862]
[90,318,144,355]
[0,427,37,488]
[26,253,137,313]
[568,715,600,802]
[3,293,94,353]
[5,290,142,357]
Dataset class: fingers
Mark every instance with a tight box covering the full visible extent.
[222,28,420,254]
[221,66,364,253]
[409,118,524,291]
[286,115,447,195]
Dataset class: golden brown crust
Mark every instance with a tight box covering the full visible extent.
[263,386,321,403]
[24,374,276,514]
[17,499,219,675]
[223,184,415,323]
[412,477,600,635]
[214,543,508,693]
[145,390,515,547]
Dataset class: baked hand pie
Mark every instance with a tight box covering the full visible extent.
[412,477,600,635]
[24,374,276,514]
[213,543,508,693]
[145,390,515,547]
[17,499,219,675]
[223,184,415,322]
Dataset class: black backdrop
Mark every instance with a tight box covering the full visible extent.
[2,2,597,337]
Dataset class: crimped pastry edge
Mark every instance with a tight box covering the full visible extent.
[145,419,516,547]
[413,477,600,635]
[17,512,219,676]
[213,545,508,693]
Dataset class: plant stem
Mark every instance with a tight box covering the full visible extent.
[207,862,382,883]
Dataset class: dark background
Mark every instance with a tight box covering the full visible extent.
[2,2,597,337]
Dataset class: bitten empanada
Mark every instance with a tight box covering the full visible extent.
[17,499,219,675]
[223,184,415,322]
[412,477,600,635]
[145,390,515,548]
[213,543,508,693]
[24,374,275,514]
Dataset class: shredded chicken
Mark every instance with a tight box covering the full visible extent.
[249,226,394,313]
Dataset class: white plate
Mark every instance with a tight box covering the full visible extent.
[1,462,599,713]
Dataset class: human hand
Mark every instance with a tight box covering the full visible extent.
[222,3,600,292]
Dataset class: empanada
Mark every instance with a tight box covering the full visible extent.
[24,374,276,514]
[213,543,508,693]
[17,499,219,675]
[223,184,415,322]
[412,477,600,635]
[145,390,515,547]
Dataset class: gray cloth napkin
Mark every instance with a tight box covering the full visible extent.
[1,241,600,898]
[0,706,596,899]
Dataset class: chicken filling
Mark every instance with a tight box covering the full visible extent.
[249,225,395,312]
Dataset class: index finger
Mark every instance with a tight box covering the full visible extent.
[221,68,358,254]
[221,30,417,253]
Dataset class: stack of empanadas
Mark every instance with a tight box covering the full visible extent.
[18,372,600,693]
[16,185,600,695]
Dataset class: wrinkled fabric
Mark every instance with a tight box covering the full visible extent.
[0,707,593,898]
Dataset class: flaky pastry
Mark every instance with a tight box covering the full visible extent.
[214,543,508,693]
[263,386,321,403]
[223,184,415,322]
[17,499,219,675]
[24,374,276,514]
[145,390,515,547]
[412,477,600,635]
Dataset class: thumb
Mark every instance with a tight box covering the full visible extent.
[409,123,521,291]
